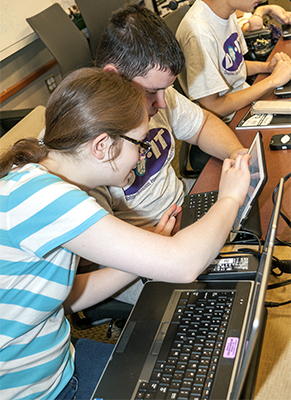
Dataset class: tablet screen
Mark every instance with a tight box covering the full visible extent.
[231,131,267,239]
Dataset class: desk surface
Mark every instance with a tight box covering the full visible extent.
[191,36,291,400]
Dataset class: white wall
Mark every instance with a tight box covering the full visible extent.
[0,38,62,111]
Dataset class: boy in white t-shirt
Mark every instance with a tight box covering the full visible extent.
[176,0,291,122]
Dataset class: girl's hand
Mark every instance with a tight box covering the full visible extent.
[154,203,182,236]
[218,154,251,208]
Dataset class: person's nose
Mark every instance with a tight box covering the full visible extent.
[153,90,166,109]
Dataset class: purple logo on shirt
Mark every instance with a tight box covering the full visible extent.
[124,127,172,197]
[222,33,243,72]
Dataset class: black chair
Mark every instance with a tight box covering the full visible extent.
[26,3,93,78]
[163,4,190,96]
[179,143,210,179]
[75,0,127,58]
[71,298,133,339]
[71,261,136,338]
[0,108,33,137]
[163,4,209,179]
[163,3,191,33]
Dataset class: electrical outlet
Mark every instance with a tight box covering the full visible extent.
[45,75,57,93]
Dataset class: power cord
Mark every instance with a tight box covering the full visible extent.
[229,229,262,248]
[275,237,291,248]
[265,300,291,307]
[268,279,291,290]
[272,258,291,274]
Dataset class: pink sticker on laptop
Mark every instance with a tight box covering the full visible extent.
[223,337,239,359]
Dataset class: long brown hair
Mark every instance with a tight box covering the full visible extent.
[0,68,146,178]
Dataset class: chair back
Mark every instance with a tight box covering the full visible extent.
[27,3,92,78]
[0,106,46,157]
[163,4,191,34]
[164,5,191,96]
[76,0,126,58]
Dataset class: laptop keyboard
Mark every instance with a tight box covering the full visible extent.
[186,191,218,222]
[135,290,235,400]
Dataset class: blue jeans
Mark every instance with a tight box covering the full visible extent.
[56,338,114,400]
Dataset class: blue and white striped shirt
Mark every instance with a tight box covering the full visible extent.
[0,164,108,399]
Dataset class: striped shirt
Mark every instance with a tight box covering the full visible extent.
[0,164,108,399]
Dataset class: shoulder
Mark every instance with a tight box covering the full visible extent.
[177,3,222,46]
[177,1,210,36]
[3,163,106,220]
[162,86,202,119]
[4,164,78,201]
[159,87,203,139]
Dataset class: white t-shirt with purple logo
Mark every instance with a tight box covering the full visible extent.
[176,0,249,120]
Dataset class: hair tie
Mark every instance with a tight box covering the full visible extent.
[38,139,45,147]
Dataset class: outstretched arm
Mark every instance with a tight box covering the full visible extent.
[63,154,250,313]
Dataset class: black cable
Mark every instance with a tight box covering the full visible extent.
[230,229,262,249]
[219,247,261,258]
[275,237,291,248]
[271,257,291,274]
[268,279,291,290]
[265,300,291,307]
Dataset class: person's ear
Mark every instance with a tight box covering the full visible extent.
[103,64,119,74]
[91,133,110,160]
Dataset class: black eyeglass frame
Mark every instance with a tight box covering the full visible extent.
[119,134,151,156]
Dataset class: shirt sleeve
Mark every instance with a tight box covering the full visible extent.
[164,86,204,141]
[8,174,108,258]
[185,33,230,100]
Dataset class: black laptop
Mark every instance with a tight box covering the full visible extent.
[91,178,284,400]
[282,24,291,40]
[180,131,267,243]
[274,79,291,98]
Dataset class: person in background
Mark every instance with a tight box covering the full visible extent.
[89,4,249,304]
[0,67,250,400]
[176,0,291,122]
[236,4,291,33]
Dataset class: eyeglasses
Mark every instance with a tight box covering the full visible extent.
[120,135,151,156]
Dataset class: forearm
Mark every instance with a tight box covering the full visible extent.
[255,5,291,25]
[173,197,241,277]
[199,75,274,118]
[64,267,138,314]
[64,205,239,287]
[245,60,269,76]
[190,110,245,159]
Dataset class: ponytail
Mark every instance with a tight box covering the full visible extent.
[0,138,48,179]
[0,68,146,179]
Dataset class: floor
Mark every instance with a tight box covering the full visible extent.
[69,311,122,344]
